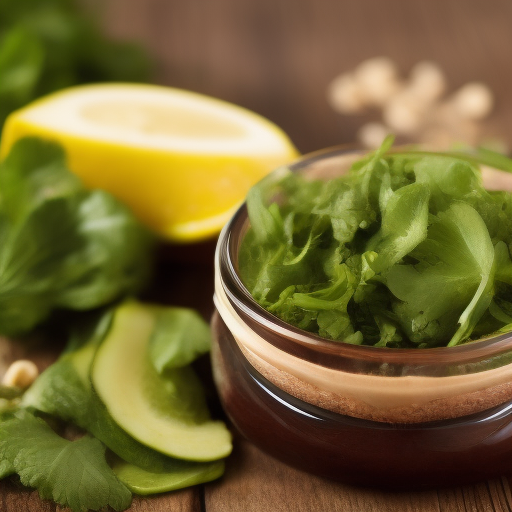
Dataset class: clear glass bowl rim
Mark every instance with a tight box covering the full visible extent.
[216,145,512,367]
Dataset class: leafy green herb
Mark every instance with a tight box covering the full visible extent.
[21,304,227,500]
[0,410,132,512]
[0,457,14,479]
[0,137,153,336]
[387,202,495,346]
[366,182,430,272]
[0,27,44,128]
[239,138,512,347]
[149,307,212,372]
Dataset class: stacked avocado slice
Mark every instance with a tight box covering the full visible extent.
[23,300,232,495]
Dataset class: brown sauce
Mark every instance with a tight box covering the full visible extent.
[212,312,512,489]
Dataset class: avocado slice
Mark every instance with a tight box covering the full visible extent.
[91,301,232,462]
[24,309,229,490]
[111,456,225,495]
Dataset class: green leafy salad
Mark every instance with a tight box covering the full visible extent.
[239,137,512,348]
[0,138,232,511]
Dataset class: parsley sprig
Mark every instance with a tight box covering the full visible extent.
[0,410,132,512]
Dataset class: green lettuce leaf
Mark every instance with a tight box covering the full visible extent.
[149,308,211,372]
[367,182,430,272]
[0,138,153,336]
[387,202,495,346]
[412,157,482,213]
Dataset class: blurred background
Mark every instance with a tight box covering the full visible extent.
[2,0,511,155]
[91,0,512,153]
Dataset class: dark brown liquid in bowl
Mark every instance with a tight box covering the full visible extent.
[212,312,512,489]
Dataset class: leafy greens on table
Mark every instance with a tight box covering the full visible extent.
[0,410,132,512]
[239,137,512,348]
[0,135,228,510]
[0,137,154,336]
[1,303,226,512]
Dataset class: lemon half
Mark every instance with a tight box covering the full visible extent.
[0,84,298,241]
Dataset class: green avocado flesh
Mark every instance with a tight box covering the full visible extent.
[111,457,225,495]
[23,306,230,494]
[91,302,232,462]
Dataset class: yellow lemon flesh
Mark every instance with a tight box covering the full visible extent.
[0,84,298,242]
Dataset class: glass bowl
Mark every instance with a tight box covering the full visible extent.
[211,147,512,488]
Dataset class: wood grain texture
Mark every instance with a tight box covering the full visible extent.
[128,489,200,512]
[206,437,444,512]
[0,481,57,512]
[438,480,512,512]
[0,478,200,512]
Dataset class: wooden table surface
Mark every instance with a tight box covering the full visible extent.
[3,0,512,510]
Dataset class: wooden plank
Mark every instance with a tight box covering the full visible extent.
[487,478,512,512]
[437,480,512,512]
[0,481,56,512]
[207,437,512,512]
[128,490,201,512]
[0,479,200,512]
[438,484,492,512]
[205,437,444,512]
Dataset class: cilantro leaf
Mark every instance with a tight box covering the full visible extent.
[291,263,360,340]
[0,410,132,512]
[0,459,14,479]
[0,138,153,336]
[312,178,375,244]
